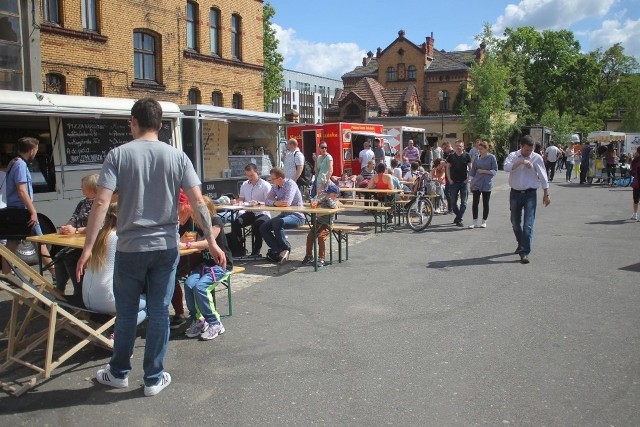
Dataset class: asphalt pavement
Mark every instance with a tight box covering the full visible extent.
[1,171,639,426]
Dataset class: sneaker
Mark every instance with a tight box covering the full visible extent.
[520,255,530,264]
[480,221,487,228]
[631,213,638,221]
[454,220,464,227]
[144,372,171,397]
[279,249,290,264]
[96,365,128,388]
[317,259,326,267]
[169,314,187,329]
[301,255,313,265]
[468,220,478,229]
[185,318,206,338]
[200,322,225,341]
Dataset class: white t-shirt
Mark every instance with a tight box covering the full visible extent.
[283,149,304,180]
[565,147,574,164]
[545,146,562,162]
[83,231,117,314]
[359,148,374,170]
[238,178,272,217]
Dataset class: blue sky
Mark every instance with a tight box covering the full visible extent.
[267,0,640,79]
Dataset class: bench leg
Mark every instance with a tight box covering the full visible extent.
[337,231,343,263]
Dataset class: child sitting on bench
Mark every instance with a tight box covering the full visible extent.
[301,183,340,268]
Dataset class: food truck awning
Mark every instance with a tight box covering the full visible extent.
[587,131,626,143]
[350,131,393,139]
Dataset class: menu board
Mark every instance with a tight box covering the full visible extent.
[62,118,172,165]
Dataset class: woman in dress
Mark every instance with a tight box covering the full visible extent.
[468,140,498,229]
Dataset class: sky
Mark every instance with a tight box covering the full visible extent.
[267,0,640,80]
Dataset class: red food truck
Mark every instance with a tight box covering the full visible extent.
[286,122,391,177]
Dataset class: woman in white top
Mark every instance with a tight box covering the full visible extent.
[82,203,147,325]
[565,143,575,183]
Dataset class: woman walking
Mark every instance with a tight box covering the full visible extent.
[630,146,640,221]
[468,141,498,228]
[565,143,575,183]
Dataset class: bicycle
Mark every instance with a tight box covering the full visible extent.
[405,173,434,232]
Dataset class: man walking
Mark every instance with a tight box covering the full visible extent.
[544,142,562,182]
[76,97,225,396]
[445,140,472,227]
[504,135,551,264]
[1,137,53,275]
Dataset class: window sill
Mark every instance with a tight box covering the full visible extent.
[131,80,166,91]
[183,50,263,72]
[41,24,108,43]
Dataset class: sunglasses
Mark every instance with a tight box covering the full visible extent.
[320,146,328,149]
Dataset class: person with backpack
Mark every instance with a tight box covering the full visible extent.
[282,138,305,183]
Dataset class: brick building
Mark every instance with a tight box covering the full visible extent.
[3,0,265,110]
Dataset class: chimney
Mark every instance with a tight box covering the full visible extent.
[376,47,382,58]
[425,32,435,58]
[475,42,486,62]
[362,51,374,66]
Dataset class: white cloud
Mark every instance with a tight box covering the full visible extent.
[493,0,617,32]
[273,24,366,79]
[454,42,476,51]
[588,18,640,60]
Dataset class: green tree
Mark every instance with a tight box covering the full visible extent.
[617,74,640,131]
[262,2,284,111]
[462,25,519,162]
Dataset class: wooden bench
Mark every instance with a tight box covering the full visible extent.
[329,224,360,263]
[210,266,245,317]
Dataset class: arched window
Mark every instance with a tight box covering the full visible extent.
[186,1,198,51]
[188,88,201,104]
[232,93,243,109]
[211,91,223,106]
[408,65,416,80]
[133,30,160,82]
[231,14,241,60]
[85,77,102,96]
[386,66,395,82]
[45,73,65,94]
[209,8,220,56]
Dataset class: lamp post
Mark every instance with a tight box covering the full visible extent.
[437,91,445,144]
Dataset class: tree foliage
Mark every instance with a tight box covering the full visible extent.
[464,25,640,148]
[262,2,284,111]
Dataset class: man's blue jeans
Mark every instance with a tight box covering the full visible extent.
[510,189,537,256]
[260,213,305,254]
[110,248,179,387]
[449,181,468,221]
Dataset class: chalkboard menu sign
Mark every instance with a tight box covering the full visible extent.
[62,118,173,165]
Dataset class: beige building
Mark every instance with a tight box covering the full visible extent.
[11,0,265,110]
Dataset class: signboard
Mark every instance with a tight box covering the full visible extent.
[62,118,172,165]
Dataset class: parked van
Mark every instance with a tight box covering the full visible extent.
[0,90,183,226]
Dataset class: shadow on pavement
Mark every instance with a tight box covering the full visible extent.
[427,252,517,269]
[585,219,630,225]
[619,262,640,273]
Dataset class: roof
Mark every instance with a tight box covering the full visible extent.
[425,49,476,73]
[331,79,418,116]
[342,58,378,79]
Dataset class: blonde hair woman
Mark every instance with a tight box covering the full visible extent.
[82,203,147,325]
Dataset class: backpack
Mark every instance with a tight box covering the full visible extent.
[296,155,313,186]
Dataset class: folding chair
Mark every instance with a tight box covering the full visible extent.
[0,245,114,397]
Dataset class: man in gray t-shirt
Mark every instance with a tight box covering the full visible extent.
[76,97,225,397]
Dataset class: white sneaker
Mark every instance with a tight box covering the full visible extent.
[631,213,638,221]
[185,318,206,338]
[200,322,225,340]
[468,220,478,229]
[96,365,128,388]
[480,220,487,228]
[144,372,171,396]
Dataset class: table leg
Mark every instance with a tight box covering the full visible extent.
[312,214,318,272]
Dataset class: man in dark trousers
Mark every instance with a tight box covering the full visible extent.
[445,140,472,227]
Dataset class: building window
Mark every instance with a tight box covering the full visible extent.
[232,93,243,109]
[212,91,222,106]
[133,30,159,82]
[231,14,241,60]
[209,8,220,56]
[81,0,98,31]
[439,90,450,112]
[188,88,201,104]
[43,0,61,25]
[84,77,101,96]
[45,73,65,94]
[346,104,360,117]
[408,65,416,80]
[0,2,22,90]
[186,1,198,51]
[386,66,395,82]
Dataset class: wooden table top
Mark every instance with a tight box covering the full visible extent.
[217,204,345,216]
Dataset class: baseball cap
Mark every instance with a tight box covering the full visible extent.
[323,183,340,195]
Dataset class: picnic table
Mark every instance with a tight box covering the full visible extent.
[216,204,345,272]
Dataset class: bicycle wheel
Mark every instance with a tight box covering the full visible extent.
[406,196,433,231]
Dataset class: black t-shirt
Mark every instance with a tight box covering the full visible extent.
[446,152,471,182]
[196,215,233,270]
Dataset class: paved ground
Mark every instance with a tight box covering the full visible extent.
[1,172,639,426]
